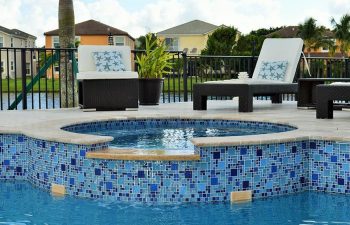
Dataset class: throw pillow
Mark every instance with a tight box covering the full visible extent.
[92,51,126,72]
[257,61,288,81]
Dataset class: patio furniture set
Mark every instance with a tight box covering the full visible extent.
[76,38,349,119]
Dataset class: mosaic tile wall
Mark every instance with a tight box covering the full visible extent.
[0,132,350,203]
[0,134,27,180]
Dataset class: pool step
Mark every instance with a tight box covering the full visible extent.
[86,148,200,161]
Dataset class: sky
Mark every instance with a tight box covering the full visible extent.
[0,0,349,46]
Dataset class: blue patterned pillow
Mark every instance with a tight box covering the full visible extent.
[92,51,126,72]
[257,61,288,81]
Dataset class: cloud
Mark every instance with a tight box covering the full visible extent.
[0,0,346,47]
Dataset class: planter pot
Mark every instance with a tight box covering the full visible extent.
[139,78,164,105]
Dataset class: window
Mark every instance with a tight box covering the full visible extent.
[114,36,124,46]
[53,36,79,48]
[26,63,30,75]
[165,37,179,51]
[53,36,60,48]
[10,61,13,71]
[0,61,3,75]
[0,36,3,47]
[321,39,336,52]
[10,38,13,47]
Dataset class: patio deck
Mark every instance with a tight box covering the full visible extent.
[0,99,349,146]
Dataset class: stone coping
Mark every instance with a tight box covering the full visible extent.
[1,100,350,161]
[1,113,350,146]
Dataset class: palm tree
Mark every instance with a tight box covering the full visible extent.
[298,18,331,55]
[58,0,77,108]
[331,14,350,56]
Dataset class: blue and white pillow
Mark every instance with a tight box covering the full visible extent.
[92,51,126,72]
[257,61,288,81]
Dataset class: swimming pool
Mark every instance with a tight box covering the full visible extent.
[1,116,350,204]
[63,119,296,151]
[2,181,350,225]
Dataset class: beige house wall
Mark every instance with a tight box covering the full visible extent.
[0,31,37,79]
[158,30,219,54]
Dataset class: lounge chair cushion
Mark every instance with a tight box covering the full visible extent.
[330,82,350,86]
[257,61,288,81]
[77,71,138,80]
[92,51,126,72]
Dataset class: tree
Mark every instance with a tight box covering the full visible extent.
[135,33,157,50]
[201,26,238,55]
[331,14,350,56]
[58,0,77,108]
[233,27,283,55]
[298,18,331,54]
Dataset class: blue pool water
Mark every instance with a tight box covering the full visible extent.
[1,181,350,225]
[70,119,294,150]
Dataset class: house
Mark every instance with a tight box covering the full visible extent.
[157,20,223,54]
[44,19,135,49]
[0,26,37,79]
[266,26,347,57]
[44,19,135,77]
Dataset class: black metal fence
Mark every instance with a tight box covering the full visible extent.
[135,52,350,103]
[0,47,77,110]
[0,47,349,110]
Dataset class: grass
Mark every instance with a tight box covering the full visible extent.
[1,76,227,93]
[1,78,60,93]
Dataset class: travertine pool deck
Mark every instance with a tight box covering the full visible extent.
[0,99,349,160]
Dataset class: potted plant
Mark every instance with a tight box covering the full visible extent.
[136,33,173,105]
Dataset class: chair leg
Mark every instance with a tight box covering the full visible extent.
[193,95,207,110]
[316,99,333,119]
[271,94,282,104]
[239,94,253,112]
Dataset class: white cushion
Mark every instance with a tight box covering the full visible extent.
[252,38,303,83]
[205,78,286,84]
[78,45,132,72]
[330,82,350,86]
[77,71,138,80]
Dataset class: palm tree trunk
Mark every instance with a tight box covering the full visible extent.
[58,0,77,108]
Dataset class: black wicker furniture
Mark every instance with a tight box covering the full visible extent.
[298,78,350,108]
[77,45,138,111]
[193,38,304,112]
[316,84,350,119]
[193,83,297,112]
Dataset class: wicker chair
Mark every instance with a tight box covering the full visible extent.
[316,83,350,119]
[77,45,138,111]
[193,38,303,112]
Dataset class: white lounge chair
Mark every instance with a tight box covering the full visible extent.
[77,45,138,110]
[193,38,304,112]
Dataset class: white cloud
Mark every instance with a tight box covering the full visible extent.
[0,0,347,47]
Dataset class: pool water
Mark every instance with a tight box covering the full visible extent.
[76,120,294,150]
[1,181,350,225]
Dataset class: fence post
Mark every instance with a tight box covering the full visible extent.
[182,52,188,102]
[21,49,27,110]
[345,58,349,78]
[326,60,331,78]
[133,50,138,72]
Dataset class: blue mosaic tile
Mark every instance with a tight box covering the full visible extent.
[1,121,350,203]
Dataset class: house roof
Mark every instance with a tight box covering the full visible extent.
[44,19,135,40]
[157,20,219,35]
[0,26,36,39]
[266,26,334,38]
